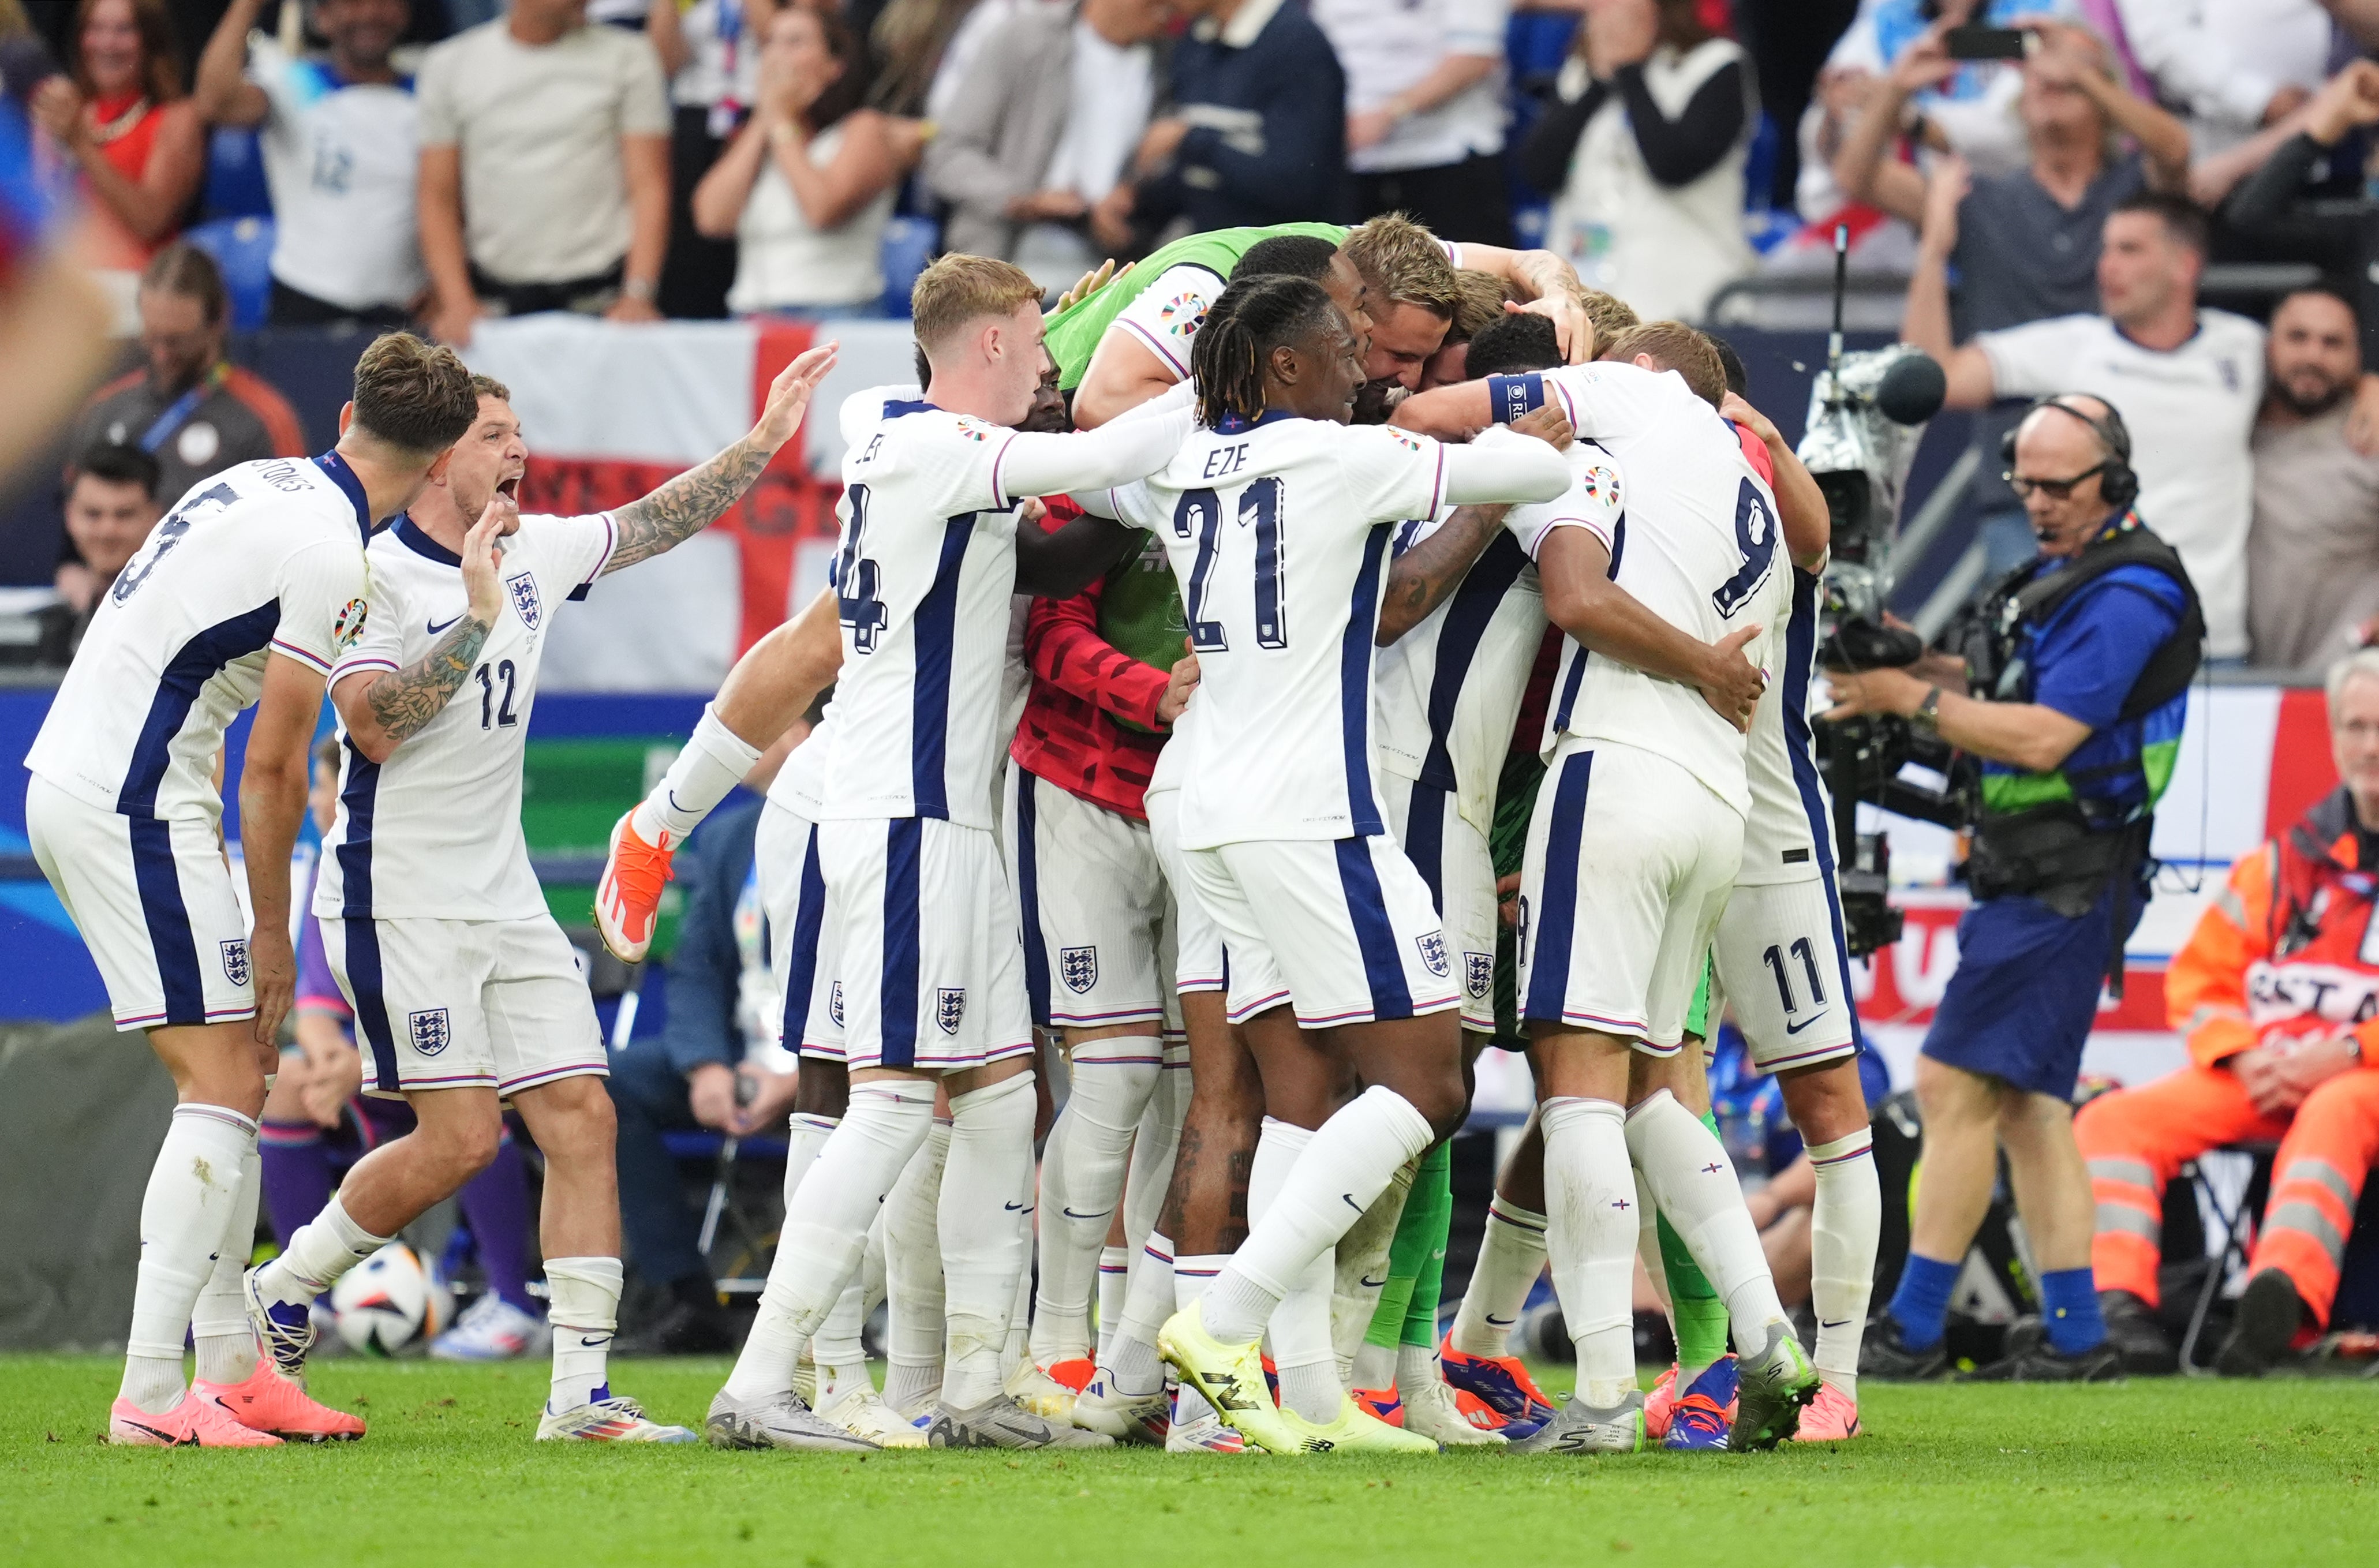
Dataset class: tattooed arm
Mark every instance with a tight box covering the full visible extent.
[1376,503,1511,648]
[603,341,839,576]
[334,500,511,764]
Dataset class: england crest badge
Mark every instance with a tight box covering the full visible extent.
[937,987,967,1035]
[409,1008,453,1057]
[1464,951,1493,1000]
[1059,945,1098,994]
[1416,930,1450,978]
[219,939,250,987]
[506,570,543,629]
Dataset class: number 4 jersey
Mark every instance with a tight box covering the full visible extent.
[315,511,617,923]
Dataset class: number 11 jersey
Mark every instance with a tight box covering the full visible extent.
[315,511,617,924]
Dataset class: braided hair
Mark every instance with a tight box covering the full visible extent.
[1191,274,1342,429]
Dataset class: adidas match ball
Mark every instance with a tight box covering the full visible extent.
[330,1243,453,1356]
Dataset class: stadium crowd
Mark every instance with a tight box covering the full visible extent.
[3,0,2379,1459]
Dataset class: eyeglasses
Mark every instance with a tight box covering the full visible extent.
[2004,463,2107,500]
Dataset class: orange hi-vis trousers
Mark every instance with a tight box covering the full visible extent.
[2075,1065,2379,1326]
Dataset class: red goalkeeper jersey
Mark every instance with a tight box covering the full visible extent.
[1009,499,1173,821]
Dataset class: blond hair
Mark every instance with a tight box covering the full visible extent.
[1339,214,1462,320]
[1603,321,1727,411]
[912,253,1044,355]
[1445,268,1517,345]
[1578,287,1640,349]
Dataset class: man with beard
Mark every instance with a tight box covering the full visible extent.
[2247,286,2379,670]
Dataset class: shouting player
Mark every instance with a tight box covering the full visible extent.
[703,255,1194,1453]
[242,345,840,1444]
[26,332,478,1447]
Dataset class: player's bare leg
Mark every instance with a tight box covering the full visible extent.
[1775,1057,1879,1438]
[597,592,841,961]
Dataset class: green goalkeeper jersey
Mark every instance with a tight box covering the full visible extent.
[1043,222,1349,388]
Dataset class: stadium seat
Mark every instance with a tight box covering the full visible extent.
[2177,1143,2279,1374]
[200,125,273,222]
[183,216,275,333]
[878,215,940,319]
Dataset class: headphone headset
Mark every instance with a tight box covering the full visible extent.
[1999,394,2138,510]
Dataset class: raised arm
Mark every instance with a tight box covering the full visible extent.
[1900,156,1998,411]
[1443,242,1596,365]
[1828,35,1954,227]
[193,0,272,127]
[605,343,838,573]
[334,500,510,764]
[1722,391,1830,571]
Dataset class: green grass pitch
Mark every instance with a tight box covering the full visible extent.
[3,1356,2376,1566]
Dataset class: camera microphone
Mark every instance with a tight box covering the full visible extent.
[1875,353,1948,426]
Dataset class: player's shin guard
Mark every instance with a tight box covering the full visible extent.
[1106,1232,1176,1397]
[1542,1097,1639,1407]
[1031,1035,1161,1367]
[724,1081,934,1401]
[545,1257,623,1410]
[1449,1195,1548,1360]
[940,1075,1038,1409]
[1201,1088,1435,1347]
[1332,1156,1416,1380]
[190,1143,263,1388]
[1626,1091,1789,1339]
[883,1120,951,1416]
[1808,1128,1880,1397]
[631,702,761,847]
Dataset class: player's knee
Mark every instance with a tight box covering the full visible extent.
[794,1060,850,1119]
[1400,1066,1469,1143]
[432,1115,503,1180]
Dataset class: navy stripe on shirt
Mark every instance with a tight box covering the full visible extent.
[908,514,975,820]
[1340,525,1392,839]
[114,601,282,819]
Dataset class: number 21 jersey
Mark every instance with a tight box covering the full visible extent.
[315,512,617,923]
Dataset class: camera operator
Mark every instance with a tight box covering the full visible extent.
[1821,394,2204,1382]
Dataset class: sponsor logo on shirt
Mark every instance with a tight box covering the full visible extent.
[506,570,542,630]
[937,986,967,1035]
[1060,945,1098,995]
[219,939,250,988]
[409,1008,452,1057]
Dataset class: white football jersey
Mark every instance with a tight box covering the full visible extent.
[1372,510,1546,838]
[315,511,616,922]
[1508,362,1783,817]
[1106,414,1452,849]
[27,453,374,824]
[820,397,1033,829]
[766,702,835,820]
[1739,563,1831,885]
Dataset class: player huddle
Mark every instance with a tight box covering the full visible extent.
[30,212,1881,1458]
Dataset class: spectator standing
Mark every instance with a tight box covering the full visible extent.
[1907,193,2265,662]
[193,0,425,328]
[414,0,672,345]
[42,439,158,663]
[1107,0,1351,248]
[869,0,1022,121]
[68,243,306,507]
[2224,58,2379,368]
[2248,287,2379,670]
[1516,0,1757,323]
[2113,0,2333,158]
[1821,0,2078,180]
[921,0,1164,287]
[694,3,905,317]
[27,0,203,304]
[646,0,779,320]
[1312,0,1514,246]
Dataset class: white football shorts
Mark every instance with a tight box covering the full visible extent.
[1710,874,1860,1071]
[1516,739,1741,1053]
[1007,764,1172,1030]
[758,796,846,1061]
[26,774,255,1029]
[1182,833,1461,1029]
[320,911,607,1097]
[1144,776,1225,996]
[1379,769,1500,1035]
[814,815,1034,1072]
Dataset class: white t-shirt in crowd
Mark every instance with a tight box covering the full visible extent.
[727,118,894,313]
[1312,0,1509,175]
[415,20,672,286]
[1976,309,2265,659]
[669,0,761,114]
[1042,18,1153,203]
[249,40,425,310]
[316,512,618,923]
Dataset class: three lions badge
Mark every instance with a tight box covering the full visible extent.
[409,1008,452,1057]
[506,570,542,630]
[1060,945,1098,995]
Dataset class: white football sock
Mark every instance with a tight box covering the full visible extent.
[1625,1090,1788,1342]
[1331,1156,1416,1377]
[253,1189,388,1310]
[1808,1127,1880,1398]
[882,1120,950,1416]
[1202,1089,1434,1346]
[191,1143,263,1387]
[121,1105,259,1412]
[812,1252,873,1408]
[938,1075,1037,1410]
[1172,1253,1229,1424]
[545,1256,623,1410]
[1542,1097,1638,1409]
[631,702,761,845]
[1246,1120,1344,1421]
[1000,1221,1034,1385]
[1397,1339,1441,1394]
[1448,1195,1547,1360]
[1121,1043,1188,1256]
[1030,1035,1161,1367]
[1094,1245,1131,1364]
[1105,1232,1174,1397]
[782,1111,837,1206]
[724,1081,934,1401]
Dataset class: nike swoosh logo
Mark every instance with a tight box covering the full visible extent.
[427,614,461,634]
[1486,1315,1516,1326]
[1820,1319,1851,1329]
[578,1335,613,1348]
[1061,1208,1112,1221]
[122,1420,192,1445]
[1785,1011,1830,1035]
[1341,1193,1363,1213]
[1004,1201,1027,1211]
[1360,1274,1387,1289]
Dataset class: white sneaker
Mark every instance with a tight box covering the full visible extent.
[1072,1371,1170,1445]
[1164,1389,1247,1454]
[1400,1376,1506,1446]
[817,1386,928,1449]
[536,1393,698,1443]
[1004,1359,1079,1421]
[431,1294,549,1362]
